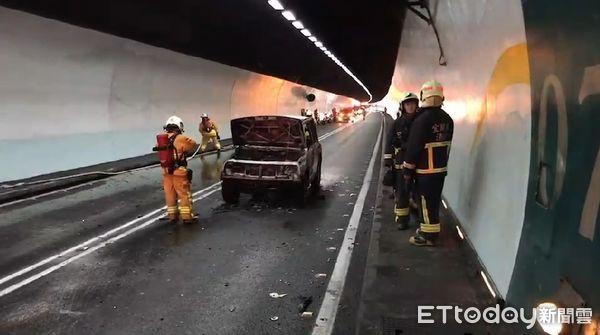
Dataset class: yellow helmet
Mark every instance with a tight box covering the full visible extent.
[419,80,444,101]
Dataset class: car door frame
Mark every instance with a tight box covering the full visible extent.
[305,119,321,181]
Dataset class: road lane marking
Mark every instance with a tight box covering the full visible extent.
[0,124,354,297]
[0,182,222,287]
[0,188,221,298]
[312,120,383,335]
[318,123,353,141]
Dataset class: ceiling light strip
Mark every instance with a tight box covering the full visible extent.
[266,1,372,101]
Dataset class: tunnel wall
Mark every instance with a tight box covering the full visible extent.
[385,0,600,314]
[507,0,600,314]
[383,0,531,299]
[0,7,354,182]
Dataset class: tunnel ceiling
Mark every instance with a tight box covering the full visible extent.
[0,0,406,102]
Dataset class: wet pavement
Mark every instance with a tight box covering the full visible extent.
[0,116,383,335]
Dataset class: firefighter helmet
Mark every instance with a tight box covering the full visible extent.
[201,113,209,118]
[419,80,444,107]
[399,92,419,113]
[165,115,184,132]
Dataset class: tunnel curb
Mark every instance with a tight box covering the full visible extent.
[0,139,232,206]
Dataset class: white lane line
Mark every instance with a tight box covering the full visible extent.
[319,123,353,141]
[312,121,383,335]
[0,188,221,298]
[0,124,350,295]
[0,182,222,287]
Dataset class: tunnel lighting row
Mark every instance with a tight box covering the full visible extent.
[267,0,373,102]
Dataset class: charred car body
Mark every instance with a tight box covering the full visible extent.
[221,115,322,205]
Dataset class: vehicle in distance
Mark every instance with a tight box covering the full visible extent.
[221,115,322,205]
[336,108,353,123]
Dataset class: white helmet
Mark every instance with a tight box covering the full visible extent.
[201,113,209,118]
[165,115,184,132]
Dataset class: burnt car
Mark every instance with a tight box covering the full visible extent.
[221,115,322,205]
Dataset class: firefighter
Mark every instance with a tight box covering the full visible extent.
[160,116,198,224]
[403,80,454,246]
[384,92,420,230]
[199,113,221,157]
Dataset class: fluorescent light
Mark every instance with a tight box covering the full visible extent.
[268,0,284,10]
[282,10,296,21]
[292,21,304,29]
[455,225,464,240]
[480,271,497,298]
[442,199,447,209]
[266,0,373,103]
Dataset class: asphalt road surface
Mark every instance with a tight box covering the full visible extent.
[0,114,384,335]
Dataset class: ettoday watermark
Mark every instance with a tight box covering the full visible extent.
[417,304,593,329]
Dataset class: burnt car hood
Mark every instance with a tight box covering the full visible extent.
[231,116,305,147]
[233,146,304,162]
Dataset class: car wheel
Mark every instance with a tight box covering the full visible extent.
[222,180,240,204]
[295,173,311,207]
[310,160,322,196]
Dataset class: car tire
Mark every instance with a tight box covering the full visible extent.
[295,173,311,207]
[310,160,322,196]
[222,180,240,204]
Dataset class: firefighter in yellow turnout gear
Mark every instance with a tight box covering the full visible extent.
[158,116,198,224]
[384,92,420,230]
[199,113,221,156]
[403,80,454,246]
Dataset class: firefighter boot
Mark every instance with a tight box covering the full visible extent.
[394,205,410,230]
[409,231,436,246]
[396,216,409,230]
[182,217,198,224]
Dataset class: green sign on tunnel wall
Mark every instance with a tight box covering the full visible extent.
[508,0,600,315]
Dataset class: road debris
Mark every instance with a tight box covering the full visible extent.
[327,247,337,252]
[269,293,287,298]
[270,316,279,321]
[301,312,314,318]
[343,214,350,217]
[315,273,327,278]
[337,228,345,231]
[229,306,236,312]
